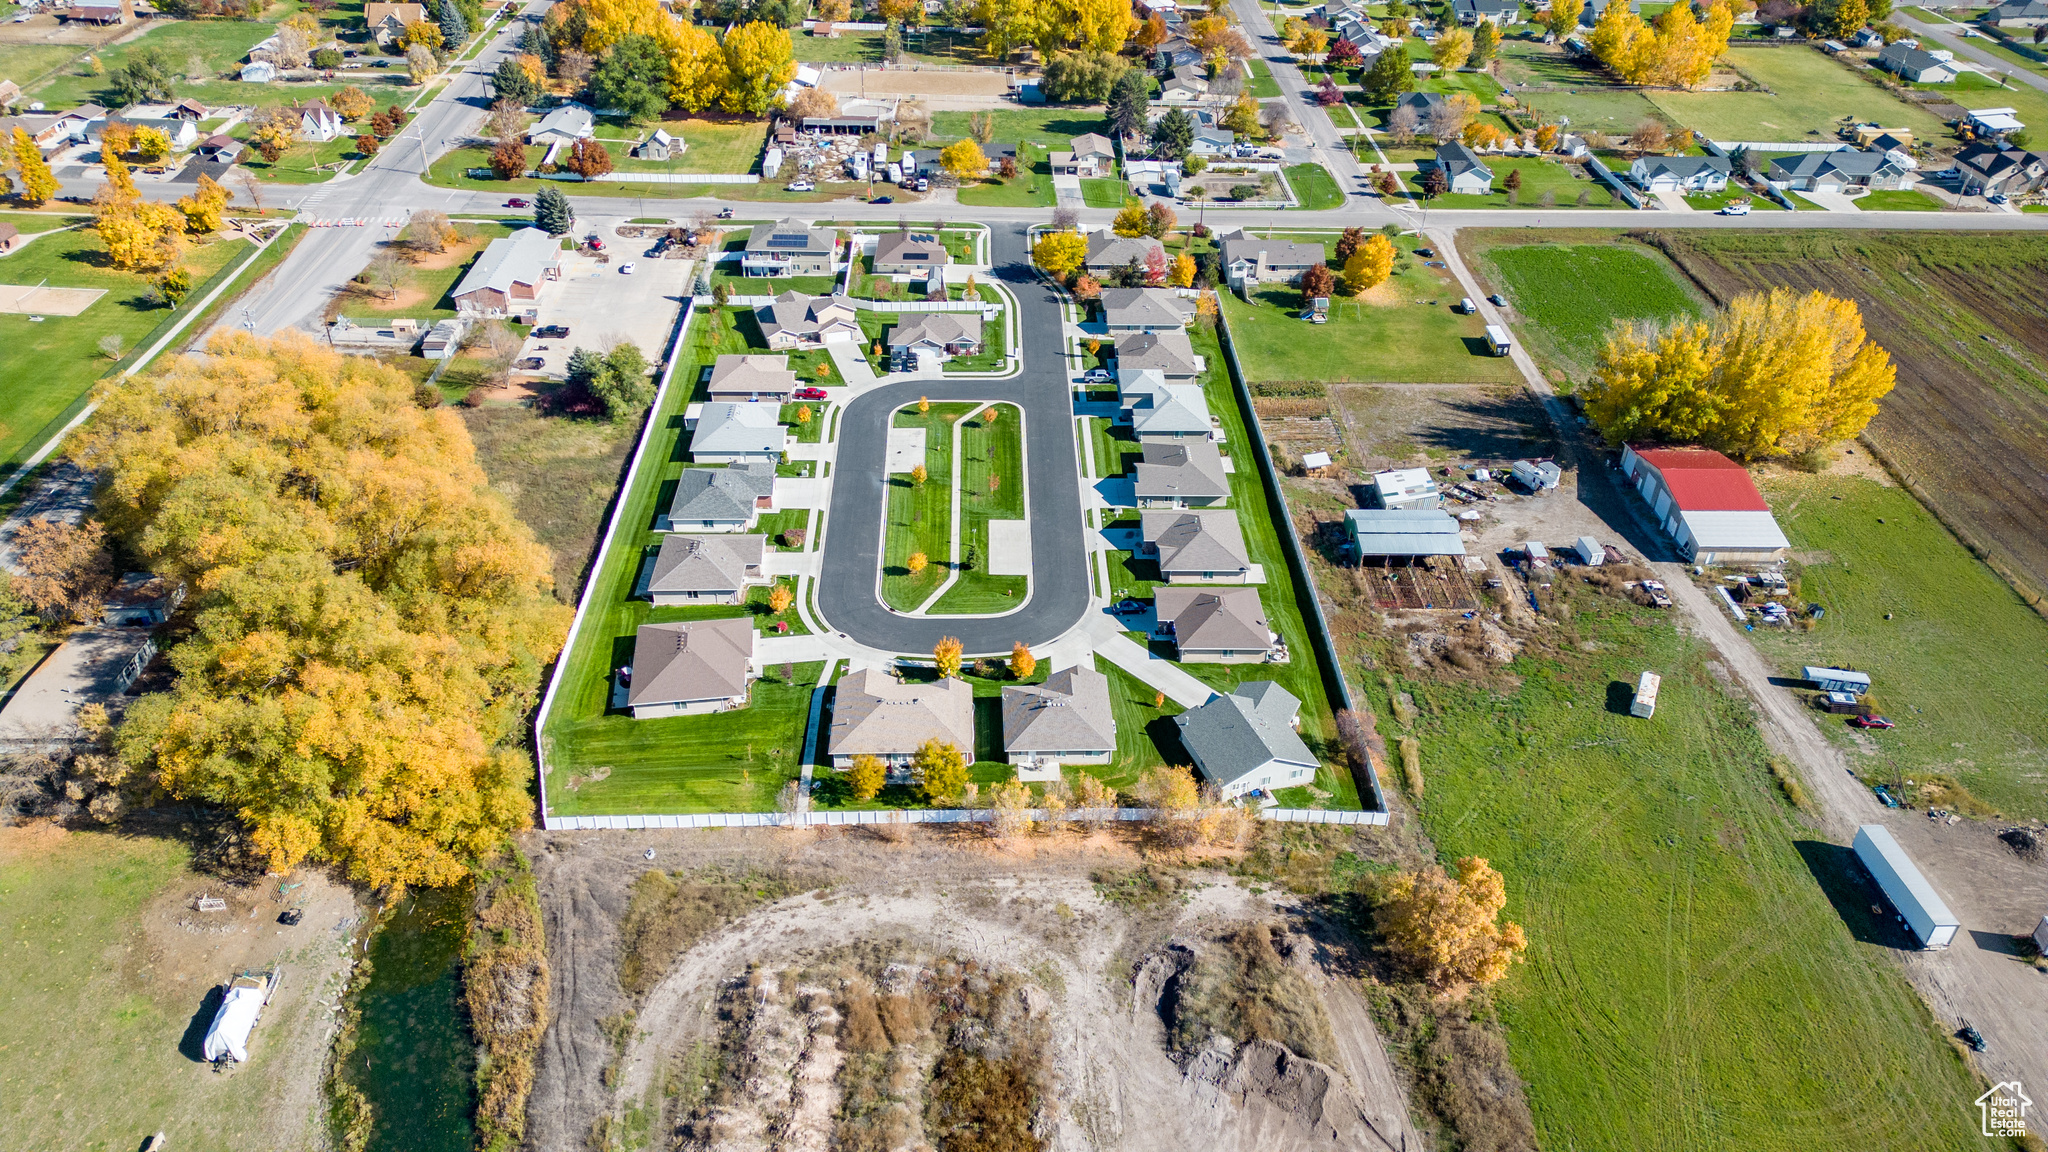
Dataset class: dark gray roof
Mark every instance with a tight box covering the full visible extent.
[627,617,754,707]
[1114,329,1199,376]
[1433,142,1493,179]
[1957,142,2045,179]
[874,231,951,267]
[887,311,981,349]
[1085,231,1165,268]
[1142,509,1251,573]
[647,534,765,594]
[1001,666,1116,753]
[1218,228,1324,270]
[1453,0,1519,16]
[746,217,837,256]
[1768,148,1901,179]
[1134,438,1230,501]
[1174,681,1317,786]
[756,290,860,344]
[1635,154,1731,178]
[1395,91,1445,114]
[1155,586,1268,650]
[1877,42,1950,74]
[670,461,776,522]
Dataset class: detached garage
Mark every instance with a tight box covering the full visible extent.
[1620,445,1789,564]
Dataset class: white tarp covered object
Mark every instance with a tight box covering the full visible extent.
[201,977,268,1062]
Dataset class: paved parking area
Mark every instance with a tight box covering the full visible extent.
[517,252,694,377]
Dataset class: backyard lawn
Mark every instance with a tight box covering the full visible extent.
[929,403,1028,614]
[1218,234,1522,384]
[882,401,972,612]
[1751,474,2048,822]
[1647,46,1950,141]
[1398,156,1617,208]
[1464,232,1706,380]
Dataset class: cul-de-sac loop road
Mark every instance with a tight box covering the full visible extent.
[814,224,1091,655]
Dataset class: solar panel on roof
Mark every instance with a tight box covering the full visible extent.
[767,234,809,247]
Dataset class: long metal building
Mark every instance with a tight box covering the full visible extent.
[1853,824,1960,949]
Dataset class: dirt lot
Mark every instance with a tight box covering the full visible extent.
[1652,230,2048,608]
[818,67,1016,110]
[524,826,1438,1152]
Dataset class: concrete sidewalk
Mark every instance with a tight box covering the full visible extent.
[1084,614,1216,708]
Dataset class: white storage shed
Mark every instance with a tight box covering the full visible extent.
[1853,824,1959,949]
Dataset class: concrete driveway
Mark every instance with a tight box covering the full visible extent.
[518,252,694,375]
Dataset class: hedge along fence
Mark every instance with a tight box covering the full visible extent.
[1214,309,1390,816]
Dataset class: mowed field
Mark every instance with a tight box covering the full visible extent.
[1376,603,1988,1152]
[1461,230,1708,383]
[1657,231,2048,607]
[1647,46,1950,142]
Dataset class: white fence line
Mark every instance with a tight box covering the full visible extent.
[1711,140,1852,153]
[543,806,1388,830]
[720,294,999,319]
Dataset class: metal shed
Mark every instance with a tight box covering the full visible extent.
[1803,666,1871,695]
[1853,824,1959,949]
[1343,509,1466,560]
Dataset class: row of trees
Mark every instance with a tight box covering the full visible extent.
[1586,287,1896,459]
[536,0,797,119]
[1588,0,1735,89]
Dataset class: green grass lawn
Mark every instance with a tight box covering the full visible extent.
[939,313,1007,373]
[929,403,1027,614]
[0,228,245,476]
[1852,188,1944,211]
[1081,177,1129,208]
[333,223,516,324]
[0,43,88,95]
[541,306,822,815]
[424,144,838,202]
[0,210,87,235]
[1399,156,1618,208]
[955,165,1056,207]
[1419,65,1505,103]
[791,28,886,62]
[1284,163,1344,209]
[1750,474,2048,821]
[1943,77,2048,143]
[1381,601,1986,1152]
[1647,46,1950,142]
[1498,42,1669,135]
[231,131,361,184]
[1218,234,1521,384]
[1246,57,1283,99]
[28,17,282,107]
[1467,233,1706,381]
[1682,185,1786,212]
[1100,658,1191,790]
[883,401,971,611]
[1966,30,2048,75]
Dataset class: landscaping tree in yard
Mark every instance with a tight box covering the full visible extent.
[1418,165,1449,199]
[848,753,885,801]
[110,47,175,105]
[787,87,838,121]
[1334,226,1364,265]
[1372,169,1401,197]
[1378,857,1529,988]
[1341,233,1394,296]
[493,56,541,105]
[1327,36,1362,68]
[1292,26,1329,59]
[1429,94,1478,142]
[1315,79,1342,107]
[76,332,569,890]
[1150,108,1195,160]
[1364,45,1414,100]
[1433,26,1473,70]
[720,21,797,116]
[1073,274,1102,301]
[1009,642,1035,678]
[1032,229,1088,280]
[408,43,439,85]
[134,126,173,163]
[1473,17,1501,68]
[333,85,375,122]
[1170,252,1196,288]
[795,405,811,427]
[534,184,572,234]
[1299,261,1335,306]
[988,779,1033,838]
[12,519,115,623]
[564,136,614,178]
[404,18,444,52]
[1504,167,1523,194]
[768,584,793,614]
[915,738,968,804]
[491,137,528,179]
[438,0,469,50]
[592,34,673,122]
[175,173,229,234]
[1145,200,1176,238]
[910,463,928,487]
[1107,67,1150,138]
[1386,104,1420,147]
[939,138,989,181]
[1545,0,1586,37]
[1631,117,1669,155]
[1136,765,1200,844]
[918,395,930,415]
[1143,245,1169,285]
[591,343,652,418]
[1589,289,1895,459]
[907,550,929,573]
[933,635,963,678]
[1112,198,1149,237]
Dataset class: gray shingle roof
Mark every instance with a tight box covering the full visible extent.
[756,290,861,345]
[1142,509,1251,574]
[1122,376,1213,437]
[1001,666,1116,754]
[746,218,836,256]
[1100,287,1194,329]
[1155,586,1269,651]
[1114,329,1199,376]
[1635,154,1731,179]
[670,461,776,523]
[1768,148,1900,180]
[647,534,765,594]
[690,404,787,457]
[1134,439,1230,501]
[827,668,976,757]
[887,311,981,349]
[1174,681,1317,787]
[1217,229,1324,270]
[452,228,559,301]
[1433,142,1493,179]
[1085,231,1165,269]
[707,355,797,398]
[628,617,754,707]
[874,231,951,267]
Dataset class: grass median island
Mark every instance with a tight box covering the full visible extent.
[1375,600,1985,1151]
[541,305,820,816]
[1218,234,1520,384]
[1751,474,2048,822]
[882,401,971,611]
[0,227,246,475]
[929,403,1028,614]
[1465,232,1707,381]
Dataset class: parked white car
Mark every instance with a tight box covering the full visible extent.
[1720,201,1750,216]
[785,179,815,192]
[619,262,637,274]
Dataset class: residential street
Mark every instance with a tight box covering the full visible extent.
[1229,0,1372,198]
[1896,12,2048,100]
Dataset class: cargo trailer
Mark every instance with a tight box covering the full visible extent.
[1630,671,1660,718]
[1853,824,1959,948]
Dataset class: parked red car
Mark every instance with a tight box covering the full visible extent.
[504,197,529,208]
[1848,715,1895,730]
[793,387,829,400]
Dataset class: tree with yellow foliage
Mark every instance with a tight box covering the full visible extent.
[940,137,989,181]
[907,551,929,574]
[1111,198,1149,237]
[1032,229,1088,281]
[1074,0,1136,52]
[566,0,672,55]
[1136,764,1201,844]
[11,126,59,204]
[933,635,964,678]
[719,21,796,116]
[847,753,885,801]
[101,148,138,200]
[665,22,728,112]
[176,173,229,235]
[1703,0,1735,55]
[768,583,793,614]
[133,126,172,163]
[100,120,136,159]
[1169,252,1196,288]
[1292,25,1329,59]
[1544,0,1586,37]
[1341,233,1395,296]
[974,0,1036,60]
[79,331,569,891]
[332,85,376,121]
[1585,288,1896,459]
[1378,857,1528,988]
[1649,1,1712,88]
[1432,26,1473,70]
[402,17,444,50]
[914,738,969,804]
[1588,0,1645,80]
[1009,641,1035,679]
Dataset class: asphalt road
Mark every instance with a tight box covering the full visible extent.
[812,223,1091,656]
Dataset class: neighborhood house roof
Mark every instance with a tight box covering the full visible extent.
[1632,447,1770,511]
[1637,154,1730,179]
[888,311,981,349]
[691,403,786,456]
[1174,681,1316,787]
[1218,228,1323,270]
[1990,0,2048,16]
[1068,132,1115,158]
[628,618,754,707]
[1100,287,1194,328]
[1967,107,2026,133]
[1396,91,1445,115]
[828,668,976,756]
[1433,141,1493,179]
[363,2,427,25]
[670,461,776,522]
[451,227,559,300]
[1123,375,1213,437]
[1452,0,1518,17]
[1114,329,1199,377]
[747,218,837,256]
[648,534,765,594]
[532,102,594,139]
[1156,586,1269,650]
[1878,43,1952,75]
[708,354,797,397]
[757,291,860,343]
[1143,509,1251,573]
[1135,439,1230,500]
[1344,509,1467,556]
[1769,148,1901,181]
[873,231,951,267]
[1085,231,1165,268]
[1001,666,1116,753]
[1956,142,2044,181]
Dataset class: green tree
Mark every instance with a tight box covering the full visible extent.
[533,184,572,234]
[1150,107,1194,159]
[1363,46,1414,100]
[591,34,672,122]
[914,739,969,804]
[110,48,175,105]
[565,346,605,391]
[1106,66,1150,137]
[492,56,541,105]
[438,0,469,48]
[591,343,652,417]
[1472,18,1501,67]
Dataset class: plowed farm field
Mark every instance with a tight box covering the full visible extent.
[1655,230,2048,608]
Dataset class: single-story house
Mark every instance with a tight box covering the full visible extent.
[888,311,983,371]
[1579,0,1640,25]
[1765,148,1909,191]
[1048,133,1115,179]
[527,102,595,145]
[1985,0,2048,26]
[1395,91,1446,120]
[688,403,789,465]
[450,227,561,318]
[872,230,952,276]
[1619,445,1789,563]
[1876,42,1958,82]
[108,105,201,150]
[624,617,755,719]
[1965,106,2026,139]
[645,534,767,606]
[661,461,779,531]
[632,128,681,161]
[1423,142,1494,195]
[293,99,344,143]
[1161,66,1209,104]
[1369,467,1441,510]
[363,2,427,45]
[50,104,107,142]
[0,114,69,154]
[1134,438,1230,508]
[1113,328,1201,383]
[1001,665,1116,768]
[1951,141,2048,195]
[1453,0,1523,23]
[1120,373,1214,440]
[65,4,131,24]
[755,291,862,349]
[1084,231,1166,277]
[1141,509,1252,583]
[827,668,976,767]
[1154,586,1272,662]
[1218,228,1324,287]
[196,133,244,163]
[706,354,798,403]
[1100,286,1195,333]
[1188,126,1236,156]
[1630,154,1731,192]
[1343,508,1467,560]
[1175,681,1319,798]
[1153,36,1204,71]
[743,218,838,277]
